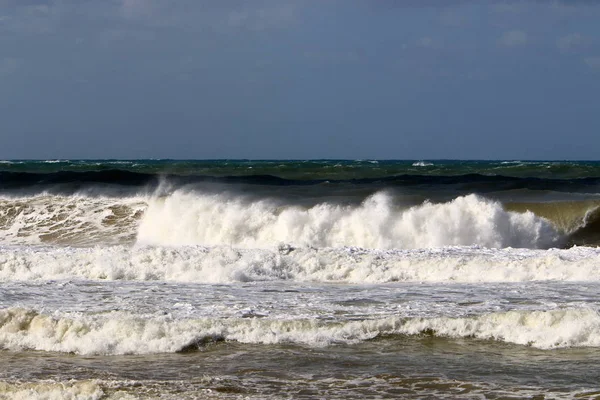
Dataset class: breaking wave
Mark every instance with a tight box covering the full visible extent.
[1,245,599,283]
[1,307,599,355]
[5,189,600,249]
[0,195,146,246]
[137,192,559,249]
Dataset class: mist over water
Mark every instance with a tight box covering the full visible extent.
[137,191,559,249]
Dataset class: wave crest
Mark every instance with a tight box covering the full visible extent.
[1,307,598,355]
[137,192,559,249]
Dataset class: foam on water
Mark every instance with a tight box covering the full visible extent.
[0,379,238,400]
[0,380,104,400]
[0,307,598,355]
[1,245,599,283]
[0,195,146,246]
[137,192,559,249]
[0,190,572,249]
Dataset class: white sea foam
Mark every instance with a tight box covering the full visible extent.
[0,380,104,400]
[412,161,433,167]
[397,308,600,349]
[0,195,146,246]
[0,191,561,249]
[0,307,598,355]
[1,245,599,283]
[0,379,231,400]
[137,192,559,249]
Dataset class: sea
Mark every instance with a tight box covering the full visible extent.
[1,159,600,399]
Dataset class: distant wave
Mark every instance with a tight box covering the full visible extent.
[0,170,157,190]
[412,161,433,167]
[1,170,600,194]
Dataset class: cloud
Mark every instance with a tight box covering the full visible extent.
[0,57,21,76]
[439,10,466,27]
[1,1,300,36]
[120,0,153,19]
[303,50,360,65]
[557,33,584,52]
[366,0,600,10]
[416,37,435,48]
[498,30,528,47]
[492,3,526,13]
[584,56,600,70]
[119,0,299,30]
[226,3,296,31]
[400,37,443,51]
[98,28,155,45]
[0,3,57,34]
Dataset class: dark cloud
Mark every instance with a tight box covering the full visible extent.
[366,0,600,8]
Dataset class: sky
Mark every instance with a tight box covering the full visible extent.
[0,0,599,159]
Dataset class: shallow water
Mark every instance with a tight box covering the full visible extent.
[1,336,599,399]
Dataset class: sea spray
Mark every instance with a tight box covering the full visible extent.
[137,192,559,249]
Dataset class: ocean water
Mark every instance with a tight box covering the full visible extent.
[1,159,600,399]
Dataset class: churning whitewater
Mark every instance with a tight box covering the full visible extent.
[0,191,561,249]
[137,191,560,249]
[1,160,600,399]
[1,307,599,355]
